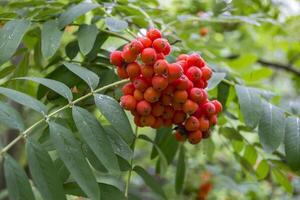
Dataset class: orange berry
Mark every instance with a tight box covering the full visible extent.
[199,116,210,132]
[154,59,168,75]
[163,119,172,127]
[162,106,175,120]
[201,66,212,80]
[116,66,129,79]
[110,50,123,66]
[183,100,199,115]
[122,83,135,95]
[161,94,172,106]
[147,28,162,41]
[199,27,208,37]
[120,95,136,110]
[141,65,154,78]
[151,117,163,129]
[134,115,142,127]
[137,37,152,48]
[141,48,157,64]
[173,111,187,124]
[144,87,161,103]
[152,75,168,92]
[136,100,152,116]
[172,101,183,111]
[173,90,188,104]
[188,130,202,144]
[133,89,144,101]
[163,85,175,96]
[126,62,141,79]
[151,102,165,117]
[185,116,200,131]
[140,115,156,126]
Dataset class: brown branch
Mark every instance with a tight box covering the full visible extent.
[257,59,300,76]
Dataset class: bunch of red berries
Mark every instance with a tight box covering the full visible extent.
[110,28,222,145]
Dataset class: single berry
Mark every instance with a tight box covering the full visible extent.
[173,75,189,90]
[188,130,202,144]
[122,83,135,95]
[177,54,189,61]
[186,66,202,82]
[140,115,156,126]
[189,88,207,103]
[162,106,175,120]
[147,28,162,41]
[156,53,165,60]
[110,51,123,66]
[174,130,186,142]
[202,131,211,139]
[172,101,183,111]
[163,118,173,127]
[177,60,189,72]
[161,94,172,106]
[187,53,205,68]
[173,111,187,124]
[162,42,171,55]
[128,39,144,54]
[202,102,216,116]
[185,116,200,131]
[201,66,213,80]
[133,77,148,92]
[183,99,199,115]
[141,65,154,78]
[134,115,142,127]
[154,59,169,75]
[137,37,152,48]
[116,66,129,79]
[168,63,183,82]
[163,85,175,95]
[151,102,165,117]
[211,100,222,113]
[209,114,218,126]
[152,38,169,53]
[144,87,161,103]
[152,75,168,92]
[151,117,163,129]
[141,48,157,64]
[173,90,188,104]
[198,116,210,132]
[136,100,152,116]
[133,89,144,101]
[126,62,141,79]
[199,27,208,37]
[120,95,137,110]
[122,47,138,63]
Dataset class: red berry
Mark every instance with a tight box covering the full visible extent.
[137,37,152,48]
[177,54,189,61]
[174,130,186,142]
[202,102,216,116]
[162,42,171,55]
[126,62,141,79]
[133,89,144,101]
[116,66,129,79]
[147,28,162,41]
[177,60,189,73]
[161,94,172,106]
[189,88,207,103]
[152,102,165,117]
[187,53,205,68]
[209,114,218,126]
[154,59,168,75]
[162,106,175,120]
[163,85,175,96]
[156,53,165,60]
[136,100,152,116]
[183,99,199,115]
[140,115,156,126]
[198,116,210,132]
[110,51,123,66]
[120,95,136,110]
[122,83,135,95]
[141,48,157,64]
[144,87,161,103]
[211,100,222,113]
[128,39,144,54]
[133,77,148,92]
[173,111,187,124]
[188,130,202,144]
[141,65,154,78]
[186,66,202,82]
[168,63,183,82]
[122,47,138,63]
[173,90,188,104]
[152,38,169,53]
[173,75,189,90]
[201,66,213,80]
[134,115,142,127]
[152,75,168,92]
[151,117,163,129]
[185,116,200,131]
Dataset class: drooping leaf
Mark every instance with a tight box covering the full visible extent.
[0,65,15,78]
[16,77,73,101]
[0,20,31,65]
[41,20,63,58]
[235,85,262,128]
[58,3,99,29]
[133,166,166,199]
[48,121,100,200]
[284,116,300,170]
[4,155,35,200]
[272,168,293,193]
[175,145,185,194]
[63,62,99,90]
[243,145,257,166]
[0,102,24,131]
[255,159,270,180]
[258,102,285,153]
[105,17,128,32]
[0,87,47,115]
[27,138,66,200]
[72,106,120,173]
[94,94,134,144]
[217,82,230,109]
[207,72,226,90]
[65,40,79,59]
[77,24,98,55]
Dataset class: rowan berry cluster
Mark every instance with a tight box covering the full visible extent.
[110,28,222,145]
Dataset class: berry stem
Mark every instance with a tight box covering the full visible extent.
[124,125,139,198]
[0,79,129,158]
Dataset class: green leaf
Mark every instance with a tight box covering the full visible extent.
[0,102,24,131]
[72,106,120,173]
[284,116,300,170]
[78,24,98,55]
[41,20,63,58]
[235,85,262,128]
[26,138,66,200]
[175,145,185,194]
[58,3,99,29]
[0,87,47,115]
[63,62,99,90]
[103,125,133,161]
[243,145,257,166]
[0,65,15,78]
[133,166,166,199]
[65,40,79,59]
[255,159,269,180]
[272,168,293,193]
[16,77,73,101]
[0,20,31,65]
[94,94,134,144]
[219,127,243,140]
[4,155,35,200]
[207,72,226,90]
[105,17,128,32]
[48,121,100,200]
[258,102,285,153]
[217,82,230,109]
